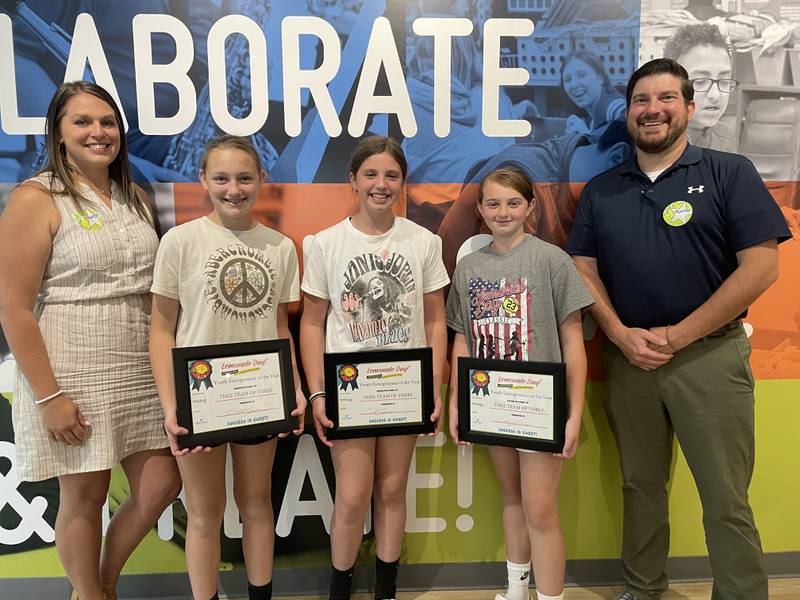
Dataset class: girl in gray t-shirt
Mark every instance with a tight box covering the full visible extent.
[446,168,593,600]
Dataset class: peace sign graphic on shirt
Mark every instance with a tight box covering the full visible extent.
[221,258,268,308]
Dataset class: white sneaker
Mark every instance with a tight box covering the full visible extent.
[495,593,532,600]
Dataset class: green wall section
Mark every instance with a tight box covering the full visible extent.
[403,379,800,563]
[1,380,797,578]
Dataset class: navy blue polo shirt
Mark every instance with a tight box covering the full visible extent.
[566,144,791,329]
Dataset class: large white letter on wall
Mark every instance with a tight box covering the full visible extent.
[0,14,43,134]
[132,14,196,136]
[282,16,342,138]
[64,13,128,130]
[482,18,534,137]
[411,18,473,138]
[348,16,416,138]
[275,435,335,536]
[207,15,269,136]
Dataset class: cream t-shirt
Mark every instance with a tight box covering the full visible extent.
[152,217,299,347]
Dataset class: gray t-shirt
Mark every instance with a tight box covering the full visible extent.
[446,235,593,362]
[689,122,736,153]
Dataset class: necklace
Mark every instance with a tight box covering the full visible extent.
[69,165,112,198]
[87,180,112,199]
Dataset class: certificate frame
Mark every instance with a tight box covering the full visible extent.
[323,347,435,439]
[172,339,296,449]
[457,357,567,453]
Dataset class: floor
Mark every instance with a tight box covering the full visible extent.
[276,577,800,599]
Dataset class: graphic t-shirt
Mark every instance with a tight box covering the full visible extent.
[151,217,299,346]
[301,217,450,352]
[446,235,593,362]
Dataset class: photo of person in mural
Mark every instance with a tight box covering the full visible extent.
[402,0,637,188]
[663,23,737,152]
[405,0,640,267]
[561,50,626,138]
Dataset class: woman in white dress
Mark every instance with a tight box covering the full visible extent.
[0,81,180,600]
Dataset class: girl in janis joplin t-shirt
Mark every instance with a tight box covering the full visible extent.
[300,136,449,600]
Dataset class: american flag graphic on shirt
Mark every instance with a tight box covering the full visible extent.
[468,276,532,361]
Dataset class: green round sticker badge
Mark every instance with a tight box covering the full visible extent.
[662,201,693,227]
[72,209,105,231]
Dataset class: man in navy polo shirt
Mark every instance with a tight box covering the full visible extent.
[567,58,790,600]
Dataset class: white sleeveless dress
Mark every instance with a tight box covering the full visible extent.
[12,174,167,482]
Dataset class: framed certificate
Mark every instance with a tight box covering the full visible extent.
[323,347,435,439]
[172,339,296,449]
[457,357,567,453]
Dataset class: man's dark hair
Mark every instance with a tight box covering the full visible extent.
[664,23,729,61]
[625,58,694,107]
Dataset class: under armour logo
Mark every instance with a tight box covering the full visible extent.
[0,441,55,545]
[687,185,704,194]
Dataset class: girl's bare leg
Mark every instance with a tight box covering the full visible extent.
[177,445,228,600]
[519,452,565,597]
[231,439,278,586]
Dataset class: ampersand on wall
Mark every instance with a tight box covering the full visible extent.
[0,441,55,545]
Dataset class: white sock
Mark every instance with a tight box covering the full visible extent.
[536,592,564,600]
[500,560,531,600]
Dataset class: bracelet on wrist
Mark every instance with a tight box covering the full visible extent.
[35,389,64,405]
[308,391,326,403]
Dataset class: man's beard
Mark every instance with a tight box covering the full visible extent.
[629,113,688,154]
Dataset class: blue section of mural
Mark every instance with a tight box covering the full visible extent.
[0,0,379,183]
[402,0,639,185]
[0,0,639,185]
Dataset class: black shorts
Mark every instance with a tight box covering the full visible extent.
[212,433,278,448]
[167,427,278,448]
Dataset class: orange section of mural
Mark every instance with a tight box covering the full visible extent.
[748,236,800,379]
[174,181,800,381]
[749,182,800,379]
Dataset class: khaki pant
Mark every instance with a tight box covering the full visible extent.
[602,325,768,600]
